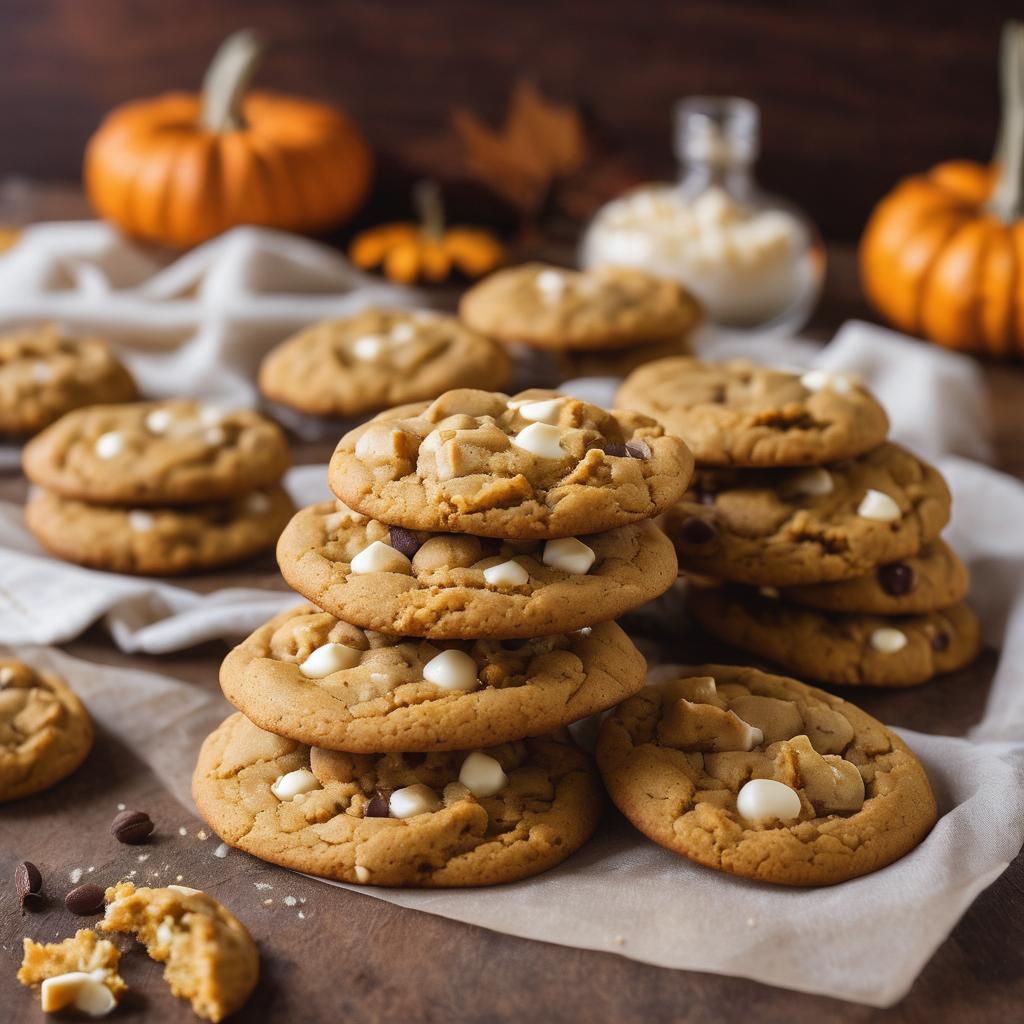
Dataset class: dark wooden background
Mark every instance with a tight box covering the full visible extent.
[0,0,1015,240]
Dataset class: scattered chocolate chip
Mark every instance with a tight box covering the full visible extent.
[600,442,629,457]
[932,631,950,652]
[624,439,651,460]
[878,562,914,596]
[15,861,43,914]
[678,516,717,545]
[111,809,154,845]
[365,792,390,818]
[388,526,421,559]
[65,883,105,915]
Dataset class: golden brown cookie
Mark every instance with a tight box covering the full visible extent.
[258,308,511,418]
[193,712,603,887]
[616,358,890,466]
[0,324,137,438]
[220,605,646,752]
[329,388,694,539]
[276,500,677,638]
[18,929,126,1017]
[23,400,290,505]
[665,443,951,586]
[1,660,93,802]
[26,485,295,576]
[597,664,937,885]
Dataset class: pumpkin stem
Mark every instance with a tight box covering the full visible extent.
[414,180,446,240]
[200,28,266,133]
[988,21,1024,221]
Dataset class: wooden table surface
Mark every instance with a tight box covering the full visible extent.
[2,203,1023,1022]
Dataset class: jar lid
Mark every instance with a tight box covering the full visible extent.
[673,96,759,166]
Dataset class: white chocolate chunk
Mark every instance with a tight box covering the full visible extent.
[31,361,52,383]
[870,627,908,653]
[41,970,116,1017]
[155,918,174,947]
[127,510,155,533]
[167,884,203,896]
[517,397,567,424]
[389,783,441,818]
[354,865,371,883]
[483,559,530,587]
[736,778,802,824]
[857,488,901,522]
[271,768,320,800]
[512,422,566,459]
[352,335,387,360]
[145,408,173,434]
[300,642,362,678]
[459,751,508,798]
[350,540,413,575]
[422,649,479,691]
[94,431,124,459]
[390,323,416,343]
[543,537,596,575]
[800,369,853,394]
[535,269,567,297]
[788,467,834,497]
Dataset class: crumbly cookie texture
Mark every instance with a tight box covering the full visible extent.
[0,324,137,437]
[688,587,980,687]
[616,358,890,467]
[459,262,701,351]
[18,929,126,1015]
[259,308,511,417]
[597,664,937,885]
[220,605,646,752]
[27,485,295,576]
[100,882,258,1023]
[193,713,603,887]
[23,400,290,505]
[665,442,951,586]
[276,500,677,638]
[329,388,694,539]
[782,539,969,615]
[1,660,93,802]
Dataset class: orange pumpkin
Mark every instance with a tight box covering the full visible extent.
[84,30,372,247]
[860,22,1024,357]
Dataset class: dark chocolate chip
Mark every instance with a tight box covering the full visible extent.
[678,516,717,545]
[111,809,154,845]
[365,792,390,818]
[878,563,914,597]
[15,861,42,914]
[388,526,421,559]
[65,883,105,915]
[624,439,651,460]
[932,631,950,652]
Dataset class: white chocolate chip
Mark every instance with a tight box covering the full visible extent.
[800,369,852,394]
[736,778,802,824]
[517,397,567,425]
[352,335,387,360]
[513,422,566,459]
[389,323,416,344]
[299,642,362,678]
[271,768,320,800]
[388,783,441,818]
[354,865,371,883]
[870,628,908,653]
[787,467,834,497]
[458,751,508,798]
[127,510,155,533]
[41,970,116,1017]
[167,884,203,896]
[418,429,443,456]
[244,491,271,515]
[535,269,567,298]
[94,431,124,459]
[422,649,479,691]
[199,405,229,426]
[31,361,52,383]
[483,559,530,587]
[349,540,413,575]
[145,408,173,434]
[155,918,174,947]
[857,489,901,522]
[542,537,596,575]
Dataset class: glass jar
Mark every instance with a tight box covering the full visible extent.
[581,97,825,336]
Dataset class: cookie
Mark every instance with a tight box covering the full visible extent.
[18,929,126,1016]
[329,388,694,539]
[23,400,290,506]
[460,263,701,351]
[0,324,137,437]
[688,586,980,687]
[193,712,602,887]
[258,309,511,418]
[596,664,937,885]
[220,605,646,752]
[101,882,258,1023]
[276,500,677,638]
[616,358,889,466]
[782,539,969,615]
[1,660,93,802]
[665,443,951,586]
[26,485,295,576]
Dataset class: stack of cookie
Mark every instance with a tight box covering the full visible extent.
[193,387,695,887]
[617,357,980,688]
[22,400,295,576]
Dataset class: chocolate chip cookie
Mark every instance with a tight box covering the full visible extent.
[1,660,93,801]
[23,400,290,506]
[597,664,937,885]
[193,712,603,887]
[220,605,646,752]
[258,309,511,418]
[276,500,677,638]
[665,443,951,586]
[329,388,694,539]
[616,358,889,466]
[26,485,295,576]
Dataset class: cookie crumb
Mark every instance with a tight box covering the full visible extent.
[214,843,230,859]
[297,911,306,920]
[254,882,272,891]
[283,896,297,907]
[116,803,126,811]
[262,898,273,906]
[196,830,208,841]
[178,827,188,837]
[136,853,149,863]
[69,868,83,884]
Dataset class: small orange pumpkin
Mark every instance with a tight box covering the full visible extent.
[350,181,505,284]
[84,29,372,247]
[860,22,1024,357]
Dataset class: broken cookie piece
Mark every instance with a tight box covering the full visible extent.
[18,928,125,1017]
